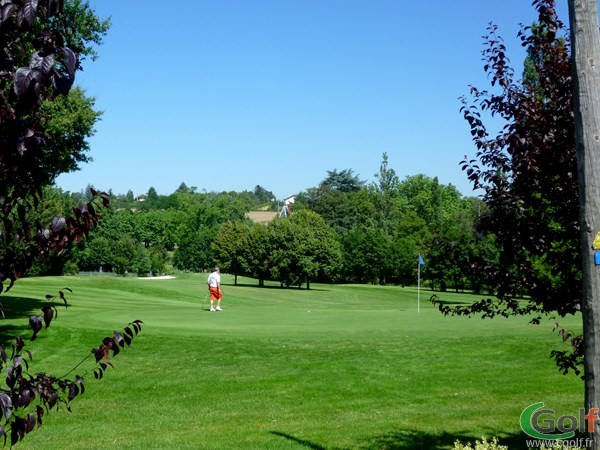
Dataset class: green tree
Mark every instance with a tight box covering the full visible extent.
[320,168,365,193]
[242,224,271,286]
[251,185,275,204]
[342,225,389,284]
[212,221,251,285]
[173,227,214,272]
[39,87,101,177]
[147,186,158,201]
[373,152,400,231]
[289,210,343,287]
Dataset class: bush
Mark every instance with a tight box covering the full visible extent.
[453,437,507,450]
[453,437,585,450]
[63,260,79,275]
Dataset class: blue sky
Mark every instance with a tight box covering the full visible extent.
[55,1,570,200]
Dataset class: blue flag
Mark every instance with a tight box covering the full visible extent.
[418,254,425,267]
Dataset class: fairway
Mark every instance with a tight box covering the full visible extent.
[3,274,582,449]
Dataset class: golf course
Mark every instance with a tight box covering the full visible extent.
[0,273,582,449]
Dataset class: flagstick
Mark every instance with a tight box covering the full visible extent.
[417,258,421,314]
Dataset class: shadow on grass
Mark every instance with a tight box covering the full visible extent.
[430,299,471,306]
[270,431,327,450]
[0,294,53,344]
[272,429,534,450]
[227,283,330,292]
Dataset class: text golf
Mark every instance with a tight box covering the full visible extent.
[520,402,600,439]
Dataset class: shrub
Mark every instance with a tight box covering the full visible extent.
[453,437,507,450]
[63,260,79,275]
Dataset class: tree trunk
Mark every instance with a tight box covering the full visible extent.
[569,0,600,445]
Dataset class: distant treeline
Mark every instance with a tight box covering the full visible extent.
[36,160,495,292]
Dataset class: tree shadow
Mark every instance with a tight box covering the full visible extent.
[271,428,534,450]
[227,283,330,292]
[0,294,55,344]
[270,431,327,450]
[430,300,471,306]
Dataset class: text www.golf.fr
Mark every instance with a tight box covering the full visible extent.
[525,438,593,449]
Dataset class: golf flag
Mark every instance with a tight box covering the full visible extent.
[418,254,425,267]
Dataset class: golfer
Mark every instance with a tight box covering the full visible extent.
[207,267,223,312]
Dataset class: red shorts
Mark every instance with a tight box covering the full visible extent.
[209,287,222,301]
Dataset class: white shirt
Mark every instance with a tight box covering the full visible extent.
[208,271,220,288]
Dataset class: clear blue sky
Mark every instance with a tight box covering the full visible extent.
[54,0,570,200]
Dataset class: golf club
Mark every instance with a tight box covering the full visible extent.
[202,292,209,311]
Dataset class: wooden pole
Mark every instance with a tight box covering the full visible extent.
[568,0,600,445]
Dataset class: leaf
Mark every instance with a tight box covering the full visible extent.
[17,389,34,408]
[0,3,15,25]
[29,316,42,340]
[25,413,35,433]
[29,50,54,75]
[10,418,22,445]
[0,394,12,420]
[17,0,38,27]
[67,383,78,401]
[59,290,68,307]
[75,375,85,395]
[91,346,106,362]
[42,306,53,328]
[60,47,77,77]
[14,67,39,97]
[35,405,43,428]
[50,216,65,232]
[50,69,73,95]
[47,392,58,409]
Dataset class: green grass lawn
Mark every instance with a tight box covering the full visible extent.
[1,274,583,449]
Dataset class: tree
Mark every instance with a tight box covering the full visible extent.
[39,86,101,176]
[567,0,600,445]
[212,220,251,285]
[287,210,343,288]
[147,186,158,201]
[320,168,365,193]
[0,1,140,444]
[342,225,389,284]
[373,152,399,230]
[436,0,581,372]
[251,185,275,204]
[242,224,271,287]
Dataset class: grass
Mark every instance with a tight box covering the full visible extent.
[0,274,583,449]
